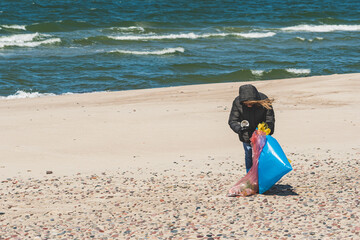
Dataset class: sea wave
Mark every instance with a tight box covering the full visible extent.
[0,33,61,48]
[1,24,27,30]
[175,68,312,83]
[256,68,311,80]
[109,32,276,41]
[1,91,56,100]
[26,20,96,32]
[251,68,310,76]
[285,68,311,74]
[295,37,324,42]
[238,32,276,38]
[110,47,185,55]
[250,70,264,76]
[109,26,145,32]
[281,24,360,32]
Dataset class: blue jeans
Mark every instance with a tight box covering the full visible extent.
[243,142,253,173]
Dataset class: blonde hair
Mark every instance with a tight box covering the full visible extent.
[243,98,274,110]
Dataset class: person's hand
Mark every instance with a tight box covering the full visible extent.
[240,120,249,132]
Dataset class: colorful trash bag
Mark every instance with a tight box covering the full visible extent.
[227,128,267,197]
[228,123,292,197]
[258,135,292,194]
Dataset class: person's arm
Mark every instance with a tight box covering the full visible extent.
[228,99,242,134]
[265,107,275,135]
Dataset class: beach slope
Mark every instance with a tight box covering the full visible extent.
[0,73,359,239]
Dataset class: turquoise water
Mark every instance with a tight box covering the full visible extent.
[1,0,360,98]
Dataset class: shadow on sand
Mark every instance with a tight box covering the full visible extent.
[263,184,298,196]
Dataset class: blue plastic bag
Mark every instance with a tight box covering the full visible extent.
[258,135,292,194]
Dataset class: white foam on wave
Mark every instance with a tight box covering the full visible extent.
[282,24,360,32]
[110,26,145,32]
[110,32,218,40]
[1,24,27,30]
[296,37,324,42]
[285,68,311,74]
[0,33,61,48]
[238,32,276,38]
[251,70,264,76]
[111,47,185,55]
[1,91,56,100]
[109,32,276,41]
[0,33,38,43]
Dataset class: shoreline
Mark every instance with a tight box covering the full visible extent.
[0,73,359,178]
[1,72,358,101]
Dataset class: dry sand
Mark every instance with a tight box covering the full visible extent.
[0,73,359,239]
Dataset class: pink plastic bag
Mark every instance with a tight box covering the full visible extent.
[228,129,267,197]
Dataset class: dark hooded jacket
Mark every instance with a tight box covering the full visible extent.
[228,84,275,143]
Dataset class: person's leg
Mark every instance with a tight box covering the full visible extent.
[243,142,253,173]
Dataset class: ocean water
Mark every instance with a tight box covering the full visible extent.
[1,0,360,98]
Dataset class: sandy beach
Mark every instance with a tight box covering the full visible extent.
[0,73,359,239]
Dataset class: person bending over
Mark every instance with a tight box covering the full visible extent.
[228,84,275,172]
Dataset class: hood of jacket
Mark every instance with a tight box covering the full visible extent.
[238,84,261,102]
